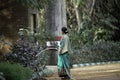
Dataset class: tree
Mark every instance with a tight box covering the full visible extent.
[67,0,120,46]
[46,0,67,37]
[46,0,67,65]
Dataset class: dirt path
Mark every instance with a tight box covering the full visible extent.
[45,63,120,80]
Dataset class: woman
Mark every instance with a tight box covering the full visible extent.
[57,27,73,80]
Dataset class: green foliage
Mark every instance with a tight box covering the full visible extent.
[79,13,118,42]
[69,27,95,49]
[0,62,33,80]
[36,9,52,46]
[18,0,51,9]
[0,0,51,12]
[73,0,86,8]
[67,0,120,45]
[18,25,49,47]
[71,41,120,64]
[10,28,48,66]
[7,28,50,79]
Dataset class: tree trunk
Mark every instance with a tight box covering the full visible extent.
[73,0,82,33]
[47,0,67,37]
[87,0,96,16]
[46,0,67,65]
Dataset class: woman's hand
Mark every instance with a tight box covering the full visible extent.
[60,49,62,54]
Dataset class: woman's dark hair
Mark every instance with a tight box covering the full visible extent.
[61,27,68,34]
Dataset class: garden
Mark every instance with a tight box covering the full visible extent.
[0,0,120,80]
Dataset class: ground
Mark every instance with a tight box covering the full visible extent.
[45,63,120,80]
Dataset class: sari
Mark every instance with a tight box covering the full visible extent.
[57,52,70,78]
[57,35,71,79]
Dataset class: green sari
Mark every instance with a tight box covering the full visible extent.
[57,40,71,79]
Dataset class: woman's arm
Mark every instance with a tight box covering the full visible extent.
[59,37,65,54]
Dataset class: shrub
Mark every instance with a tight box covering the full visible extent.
[6,28,49,79]
[71,41,120,64]
[0,62,33,80]
[6,28,48,67]
[0,35,12,60]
